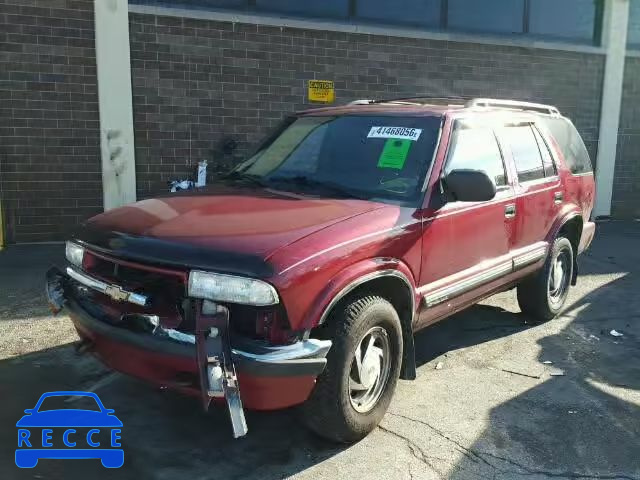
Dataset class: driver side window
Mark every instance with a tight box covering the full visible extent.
[445,125,507,188]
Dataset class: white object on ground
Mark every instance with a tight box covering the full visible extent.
[169,180,195,192]
[610,329,624,337]
[196,160,208,187]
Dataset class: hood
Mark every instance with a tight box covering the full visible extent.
[79,185,385,275]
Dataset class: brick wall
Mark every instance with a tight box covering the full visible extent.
[611,57,640,219]
[0,6,613,243]
[129,12,605,199]
[0,0,101,243]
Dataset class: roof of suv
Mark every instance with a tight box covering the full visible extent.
[300,103,460,117]
[298,97,561,118]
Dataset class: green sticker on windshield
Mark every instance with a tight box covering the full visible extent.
[377,138,412,169]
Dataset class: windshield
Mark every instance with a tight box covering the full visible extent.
[231,115,441,205]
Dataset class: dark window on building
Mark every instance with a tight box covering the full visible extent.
[447,0,525,34]
[356,0,441,28]
[130,0,246,10]
[528,0,598,42]
[254,0,349,19]
[128,0,603,45]
[505,125,546,182]
[532,126,557,177]
[628,0,640,47]
[445,125,507,187]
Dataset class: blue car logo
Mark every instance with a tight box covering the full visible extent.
[16,391,123,468]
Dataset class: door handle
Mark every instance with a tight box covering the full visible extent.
[505,204,516,218]
[554,191,563,204]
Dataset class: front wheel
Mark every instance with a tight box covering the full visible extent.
[301,295,403,443]
[517,237,574,322]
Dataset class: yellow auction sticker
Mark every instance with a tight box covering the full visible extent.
[308,80,335,103]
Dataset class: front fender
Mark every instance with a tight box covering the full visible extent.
[300,258,418,331]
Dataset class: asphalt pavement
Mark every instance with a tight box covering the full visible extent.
[1,222,638,480]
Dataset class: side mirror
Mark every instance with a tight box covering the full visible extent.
[443,169,497,202]
[24,409,33,414]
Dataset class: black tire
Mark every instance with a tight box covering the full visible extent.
[301,295,403,443]
[517,237,574,322]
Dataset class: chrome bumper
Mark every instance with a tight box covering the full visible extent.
[47,265,332,438]
[52,267,331,371]
[66,266,148,307]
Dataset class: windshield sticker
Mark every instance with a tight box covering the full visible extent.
[367,126,422,141]
[377,139,412,170]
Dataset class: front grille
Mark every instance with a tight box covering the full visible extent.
[78,250,287,341]
[81,250,188,329]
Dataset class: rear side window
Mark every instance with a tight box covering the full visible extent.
[445,124,507,187]
[540,117,593,175]
[504,125,545,182]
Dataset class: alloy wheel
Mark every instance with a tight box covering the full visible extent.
[548,248,571,305]
[348,326,392,413]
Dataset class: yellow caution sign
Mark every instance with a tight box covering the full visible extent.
[308,80,335,103]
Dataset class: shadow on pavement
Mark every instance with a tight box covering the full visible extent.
[0,342,345,480]
[0,294,538,480]
[414,303,533,368]
[443,235,640,478]
[0,244,65,321]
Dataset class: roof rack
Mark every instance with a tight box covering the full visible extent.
[348,96,561,116]
[348,96,469,106]
[466,98,560,116]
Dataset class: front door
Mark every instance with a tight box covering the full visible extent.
[418,118,516,327]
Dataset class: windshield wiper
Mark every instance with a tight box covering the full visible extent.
[268,176,363,200]
[221,171,269,187]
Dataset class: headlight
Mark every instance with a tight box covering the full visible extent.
[65,241,85,268]
[188,271,279,306]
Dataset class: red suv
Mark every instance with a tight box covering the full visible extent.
[47,97,596,442]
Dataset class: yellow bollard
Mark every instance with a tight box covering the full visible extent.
[0,200,4,251]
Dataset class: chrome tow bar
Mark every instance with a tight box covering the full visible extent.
[194,302,248,438]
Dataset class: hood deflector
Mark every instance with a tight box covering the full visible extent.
[74,225,275,278]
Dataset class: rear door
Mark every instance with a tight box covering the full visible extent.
[418,118,515,324]
[497,122,560,257]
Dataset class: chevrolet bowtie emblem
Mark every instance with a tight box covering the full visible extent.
[104,285,130,302]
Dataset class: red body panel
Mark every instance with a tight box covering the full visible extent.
[88,184,386,257]
[73,320,315,410]
[268,206,422,330]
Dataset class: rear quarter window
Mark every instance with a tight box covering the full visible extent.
[540,117,593,175]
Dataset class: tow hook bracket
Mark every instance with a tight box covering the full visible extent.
[45,267,66,314]
[194,302,248,438]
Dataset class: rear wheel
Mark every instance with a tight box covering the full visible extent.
[301,295,403,443]
[517,237,573,322]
